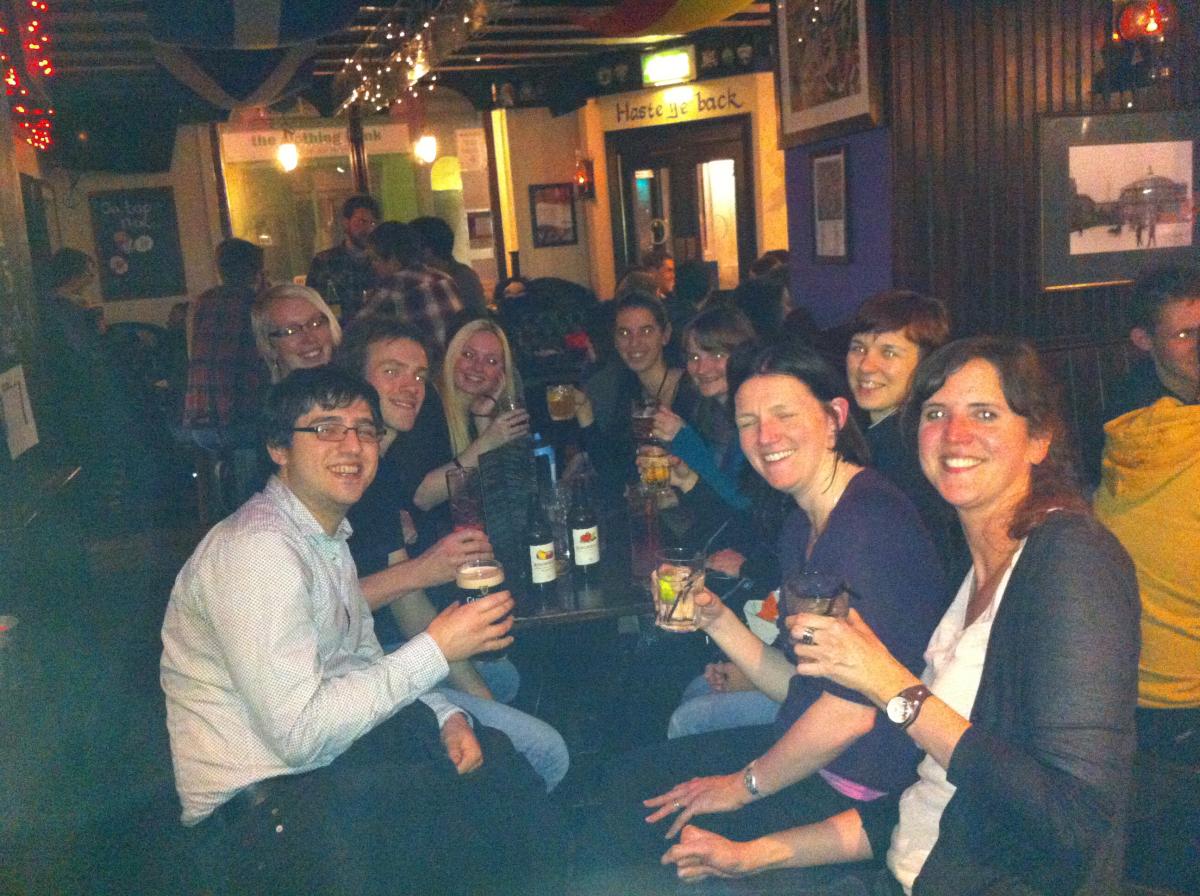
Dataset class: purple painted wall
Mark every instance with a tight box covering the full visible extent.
[787,126,893,329]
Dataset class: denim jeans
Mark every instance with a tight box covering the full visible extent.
[437,686,570,792]
[667,672,781,739]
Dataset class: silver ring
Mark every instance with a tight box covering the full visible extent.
[799,626,816,647]
[673,800,683,811]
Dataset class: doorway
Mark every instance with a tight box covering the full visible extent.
[606,115,756,291]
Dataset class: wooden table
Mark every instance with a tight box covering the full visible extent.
[513,564,652,630]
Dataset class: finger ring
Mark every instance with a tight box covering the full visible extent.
[673,800,683,811]
[799,626,816,646]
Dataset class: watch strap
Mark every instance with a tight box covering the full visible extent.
[894,684,932,730]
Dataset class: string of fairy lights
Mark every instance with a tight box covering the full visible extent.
[336,0,512,114]
[1,0,54,150]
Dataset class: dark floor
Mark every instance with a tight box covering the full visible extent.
[2,484,1195,896]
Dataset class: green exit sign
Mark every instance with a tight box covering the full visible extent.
[641,46,696,87]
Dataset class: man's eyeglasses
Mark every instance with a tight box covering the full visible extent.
[292,423,384,444]
[269,315,330,340]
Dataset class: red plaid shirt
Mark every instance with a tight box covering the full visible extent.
[362,267,464,350]
[183,284,269,431]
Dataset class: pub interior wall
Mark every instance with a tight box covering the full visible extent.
[502,106,592,288]
[44,124,224,327]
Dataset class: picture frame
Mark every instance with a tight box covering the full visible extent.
[812,147,849,262]
[528,183,578,248]
[775,0,885,148]
[1040,110,1200,291]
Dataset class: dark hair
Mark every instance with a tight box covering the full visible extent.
[47,248,93,289]
[749,250,788,279]
[904,336,1088,538]
[614,292,669,331]
[731,338,869,466]
[731,275,787,337]
[848,289,951,357]
[1128,264,1200,332]
[216,238,264,286]
[615,268,660,299]
[410,216,455,260]
[674,260,714,306]
[683,305,757,356]
[641,247,672,271]
[341,194,381,221]
[335,315,430,381]
[262,366,383,455]
[368,220,423,269]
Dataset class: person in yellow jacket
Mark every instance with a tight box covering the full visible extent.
[1095,396,1200,765]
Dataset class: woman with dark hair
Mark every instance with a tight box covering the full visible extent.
[574,292,696,495]
[577,341,947,895]
[663,337,1138,896]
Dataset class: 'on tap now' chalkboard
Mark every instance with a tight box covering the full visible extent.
[89,187,187,301]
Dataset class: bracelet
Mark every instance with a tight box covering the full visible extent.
[742,761,761,798]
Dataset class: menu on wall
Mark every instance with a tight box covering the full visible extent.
[88,187,187,301]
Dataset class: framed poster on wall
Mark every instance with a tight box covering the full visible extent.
[1040,110,1199,291]
[812,147,849,262]
[529,183,578,248]
[776,0,884,147]
[89,187,187,300]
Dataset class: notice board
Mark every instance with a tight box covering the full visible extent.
[89,187,187,300]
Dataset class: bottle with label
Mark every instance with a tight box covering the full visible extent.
[526,493,557,609]
[569,481,600,581]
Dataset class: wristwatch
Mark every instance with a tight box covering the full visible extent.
[886,684,932,730]
[742,761,761,798]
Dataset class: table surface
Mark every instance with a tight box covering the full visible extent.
[512,562,653,629]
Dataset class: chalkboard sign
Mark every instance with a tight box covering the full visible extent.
[89,187,187,300]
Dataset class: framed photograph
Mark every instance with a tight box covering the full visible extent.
[812,148,849,262]
[528,183,578,248]
[467,210,493,248]
[775,0,885,147]
[1040,110,1200,291]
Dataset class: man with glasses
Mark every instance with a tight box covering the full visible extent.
[161,367,563,894]
[306,194,381,321]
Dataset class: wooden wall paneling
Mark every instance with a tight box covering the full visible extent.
[885,0,1199,349]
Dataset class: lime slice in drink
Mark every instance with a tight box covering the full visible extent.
[658,578,676,604]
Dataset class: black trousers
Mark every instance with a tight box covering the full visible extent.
[188,702,565,896]
[573,724,885,896]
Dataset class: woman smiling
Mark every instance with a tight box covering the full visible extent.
[663,338,1139,896]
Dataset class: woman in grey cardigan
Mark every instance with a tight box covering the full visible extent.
[662,337,1139,896]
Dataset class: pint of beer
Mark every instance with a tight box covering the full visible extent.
[456,559,509,660]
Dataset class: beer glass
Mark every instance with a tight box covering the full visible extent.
[638,445,671,492]
[546,384,576,421]
[456,558,509,660]
[631,398,658,443]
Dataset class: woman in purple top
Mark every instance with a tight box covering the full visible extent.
[573,342,948,896]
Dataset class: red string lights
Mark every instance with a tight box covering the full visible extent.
[1,0,54,150]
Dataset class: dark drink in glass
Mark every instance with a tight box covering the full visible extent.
[631,398,658,443]
[456,559,509,660]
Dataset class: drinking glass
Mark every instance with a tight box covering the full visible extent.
[446,466,485,532]
[652,547,704,632]
[546,384,576,421]
[631,398,658,443]
[777,572,849,660]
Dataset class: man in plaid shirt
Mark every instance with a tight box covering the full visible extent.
[362,220,465,351]
[182,238,270,506]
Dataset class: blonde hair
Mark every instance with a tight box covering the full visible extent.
[252,284,343,382]
[438,318,521,455]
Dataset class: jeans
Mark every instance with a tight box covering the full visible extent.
[667,673,781,739]
[475,656,521,704]
[438,687,570,792]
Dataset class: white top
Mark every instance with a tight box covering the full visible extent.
[161,477,458,825]
[886,541,1026,892]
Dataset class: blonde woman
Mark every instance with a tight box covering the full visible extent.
[251,284,343,382]
[413,318,530,511]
